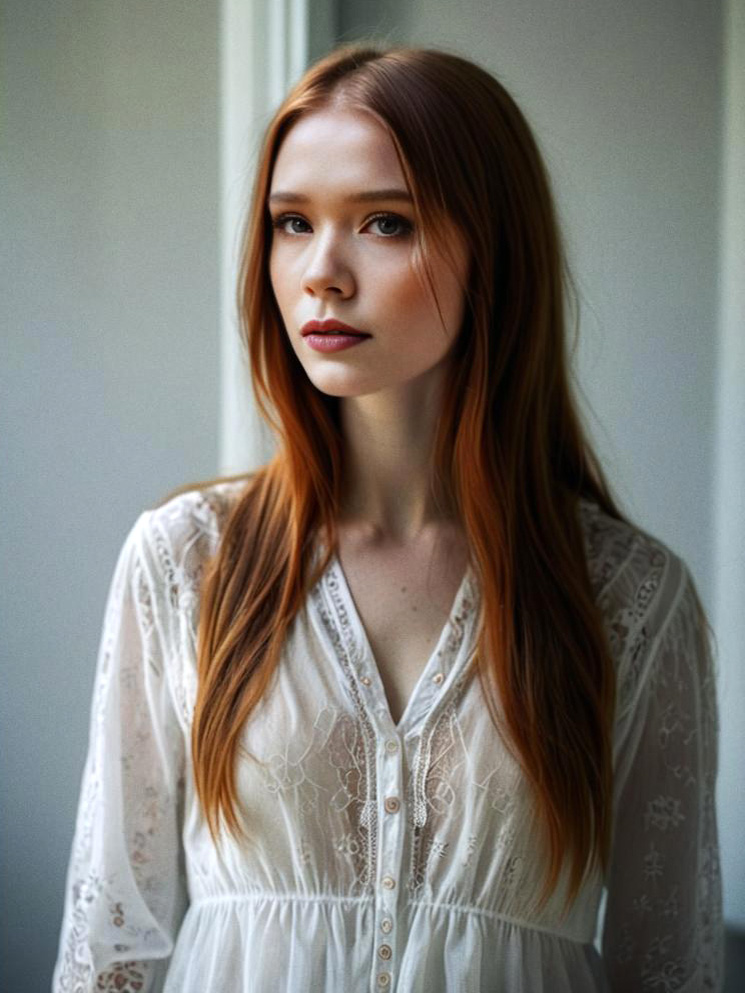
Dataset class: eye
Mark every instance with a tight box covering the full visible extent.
[271,213,311,234]
[365,212,413,238]
[269,210,413,238]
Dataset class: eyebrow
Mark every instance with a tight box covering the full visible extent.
[267,188,413,205]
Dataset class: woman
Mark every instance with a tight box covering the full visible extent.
[53,44,723,992]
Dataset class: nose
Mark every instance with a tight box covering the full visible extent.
[302,229,355,300]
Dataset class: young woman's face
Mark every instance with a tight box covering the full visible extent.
[267,106,470,399]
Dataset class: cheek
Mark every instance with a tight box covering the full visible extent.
[268,253,281,293]
[269,266,291,319]
[386,264,464,337]
[380,265,432,321]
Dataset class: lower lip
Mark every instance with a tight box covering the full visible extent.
[302,333,370,352]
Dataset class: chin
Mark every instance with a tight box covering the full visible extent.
[306,372,380,399]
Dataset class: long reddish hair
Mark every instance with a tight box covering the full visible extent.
[191,44,623,911]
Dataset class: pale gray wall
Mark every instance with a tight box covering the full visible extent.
[0,1,220,989]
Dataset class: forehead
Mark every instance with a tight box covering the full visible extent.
[269,107,408,196]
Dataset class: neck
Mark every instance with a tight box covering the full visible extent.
[337,371,458,543]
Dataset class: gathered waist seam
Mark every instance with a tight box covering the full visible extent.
[407,898,592,944]
[191,891,375,909]
[189,892,592,943]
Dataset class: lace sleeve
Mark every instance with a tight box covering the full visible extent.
[601,558,724,991]
[52,511,188,993]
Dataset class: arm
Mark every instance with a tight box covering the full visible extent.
[52,511,188,993]
[601,557,724,991]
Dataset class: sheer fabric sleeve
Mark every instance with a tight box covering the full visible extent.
[601,556,724,991]
[52,511,188,993]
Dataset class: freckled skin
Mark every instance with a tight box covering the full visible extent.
[267,107,470,401]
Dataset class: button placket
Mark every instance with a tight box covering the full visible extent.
[372,733,405,993]
[319,555,479,993]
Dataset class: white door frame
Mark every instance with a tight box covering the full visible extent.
[218,0,336,474]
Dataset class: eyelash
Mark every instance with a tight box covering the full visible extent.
[270,211,413,239]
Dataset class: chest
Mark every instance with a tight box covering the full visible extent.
[336,530,470,725]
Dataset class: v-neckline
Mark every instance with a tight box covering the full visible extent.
[323,550,478,734]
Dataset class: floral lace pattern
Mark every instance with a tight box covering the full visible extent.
[54,509,188,992]
[310,572,380,893]
[257,703,377,893]
[579,502,723,989]
[407,702,464,896]
[52,485,723,992]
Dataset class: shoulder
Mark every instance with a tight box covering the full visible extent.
[119,477,248,628]
[120,479,249,724]
[137,477,248,568]
[577,497,699,718]
[577,496,688,611]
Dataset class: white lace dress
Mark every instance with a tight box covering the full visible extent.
[52,481,723,992]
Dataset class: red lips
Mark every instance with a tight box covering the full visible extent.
[300,319,369,336]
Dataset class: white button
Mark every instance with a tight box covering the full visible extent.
[380,918,393,934]
[432,672,444,684]
[384,739,398,753]
[361,675,372,686]
[377,974,390,988]
[384,796,400,813]
[382,875,396,890]
[378,944,392,960]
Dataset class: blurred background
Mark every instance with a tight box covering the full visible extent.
[2,0,743,988]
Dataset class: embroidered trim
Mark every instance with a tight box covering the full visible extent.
[311,572,379,893]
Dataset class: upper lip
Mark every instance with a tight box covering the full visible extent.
[300,319,370,336]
